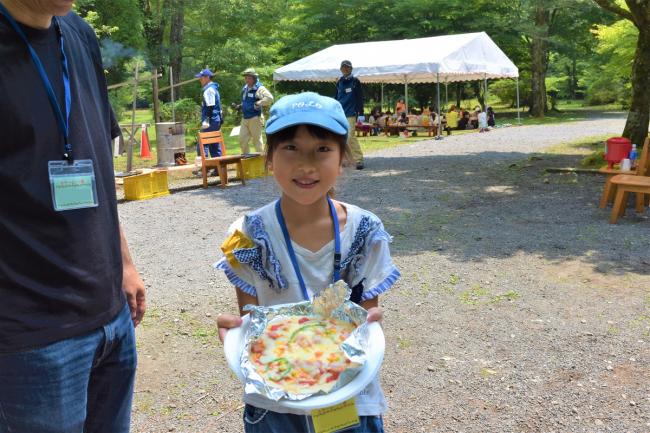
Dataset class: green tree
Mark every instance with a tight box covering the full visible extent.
[582,19,637,106]
[592,0,650,146]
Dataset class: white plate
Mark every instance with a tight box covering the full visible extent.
[223,314,385,410]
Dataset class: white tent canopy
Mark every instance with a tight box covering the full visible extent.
[273,32,518,84]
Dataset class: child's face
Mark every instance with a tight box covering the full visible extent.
[270,125,343,207]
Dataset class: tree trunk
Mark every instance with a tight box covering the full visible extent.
[530,3,549,117]
[472,81,485,110]
[622,28,650,146]
[140,0,169,101]
[169,0,185,99]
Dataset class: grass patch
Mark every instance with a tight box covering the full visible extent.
[479,367,497,378]
[459,285,520,305]
[192,326,218,343]
[459,285,492,305]
[396,336,411,350]
[490,290,520,303]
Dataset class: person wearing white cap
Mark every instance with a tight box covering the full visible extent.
[215,92,399,433]
[239,68,274,154]
[335,60,365,169]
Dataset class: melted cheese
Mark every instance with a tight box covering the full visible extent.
[250,315,359,395]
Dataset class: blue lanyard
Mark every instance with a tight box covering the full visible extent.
[275,196,342,301]
[0,4,73,162]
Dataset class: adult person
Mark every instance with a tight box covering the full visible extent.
[238,68,273,155]
[196,68,222,158]
[0,1,146,432]
[335,60,365,169]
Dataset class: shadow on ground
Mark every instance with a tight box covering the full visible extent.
[182,148,649,276]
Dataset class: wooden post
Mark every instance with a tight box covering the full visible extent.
[127,62,139,173]
[152,69,160,123]
[169,66,176,123]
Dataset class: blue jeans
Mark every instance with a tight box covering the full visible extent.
[0,303,137,433]
[243,405,384,433]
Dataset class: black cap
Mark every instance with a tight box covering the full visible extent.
[340,60,352,68]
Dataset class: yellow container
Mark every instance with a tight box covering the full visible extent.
[123,171,170,201]
[238,155,269,180]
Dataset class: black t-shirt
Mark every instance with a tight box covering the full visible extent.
[0,12,124,352]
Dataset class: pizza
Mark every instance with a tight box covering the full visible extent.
[249,315,359,395]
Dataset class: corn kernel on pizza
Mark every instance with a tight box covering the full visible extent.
[249,315,359,395]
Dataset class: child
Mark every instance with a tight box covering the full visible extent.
[215,92,400,433]
[478,108,489,132]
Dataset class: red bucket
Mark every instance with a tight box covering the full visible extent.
[605,137,632,168]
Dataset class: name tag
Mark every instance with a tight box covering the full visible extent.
[48,159,99,211]
[248,92,255,97]
[311,399,360,433]
[345,87,352,93]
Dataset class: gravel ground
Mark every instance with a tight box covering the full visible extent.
[121,112,650,433]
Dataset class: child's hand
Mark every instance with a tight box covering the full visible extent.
[366,307,383,324]
[216,313,242,342]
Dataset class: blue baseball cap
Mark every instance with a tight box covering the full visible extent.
[194,68,214,78]
[265,92,348,136]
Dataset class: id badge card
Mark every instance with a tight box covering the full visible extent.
[48,160,99,211]
[311,399,360,433]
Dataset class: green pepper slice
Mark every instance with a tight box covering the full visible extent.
[266,357,293,381]
[288,323,328,343]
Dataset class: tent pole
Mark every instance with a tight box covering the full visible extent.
[404,76,408,114]
[516,76,521,125]
[436,72,442,140]
[484,73,488,109]
[445,81,448,108]
[381,83,384,111]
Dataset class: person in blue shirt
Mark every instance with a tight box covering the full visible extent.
[335,60,365,169]
[195,68,222,160]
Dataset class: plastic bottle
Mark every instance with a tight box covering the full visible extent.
[629,144,638,168]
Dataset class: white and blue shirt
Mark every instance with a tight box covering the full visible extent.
[215,201,400,415]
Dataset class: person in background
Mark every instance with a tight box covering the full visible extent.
[478,107,489,132]
[335,60,365,169]
[239,68,274,155]
[445,105,459,135]
[368,107,381,136]
[195,68,222,160]
[459,111,470,130]
[469,107,479,129]
[0,1,146,431]
[487,106,496,127]
[394,98,406,116]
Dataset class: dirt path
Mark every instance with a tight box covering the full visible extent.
[121,115,650,433]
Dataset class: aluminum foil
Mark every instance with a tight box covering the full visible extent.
[241,280,369,401]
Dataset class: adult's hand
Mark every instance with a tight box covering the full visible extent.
[217,313,242,342]
[123,264,146,327]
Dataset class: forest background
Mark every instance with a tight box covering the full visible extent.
[75,0,649,146]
